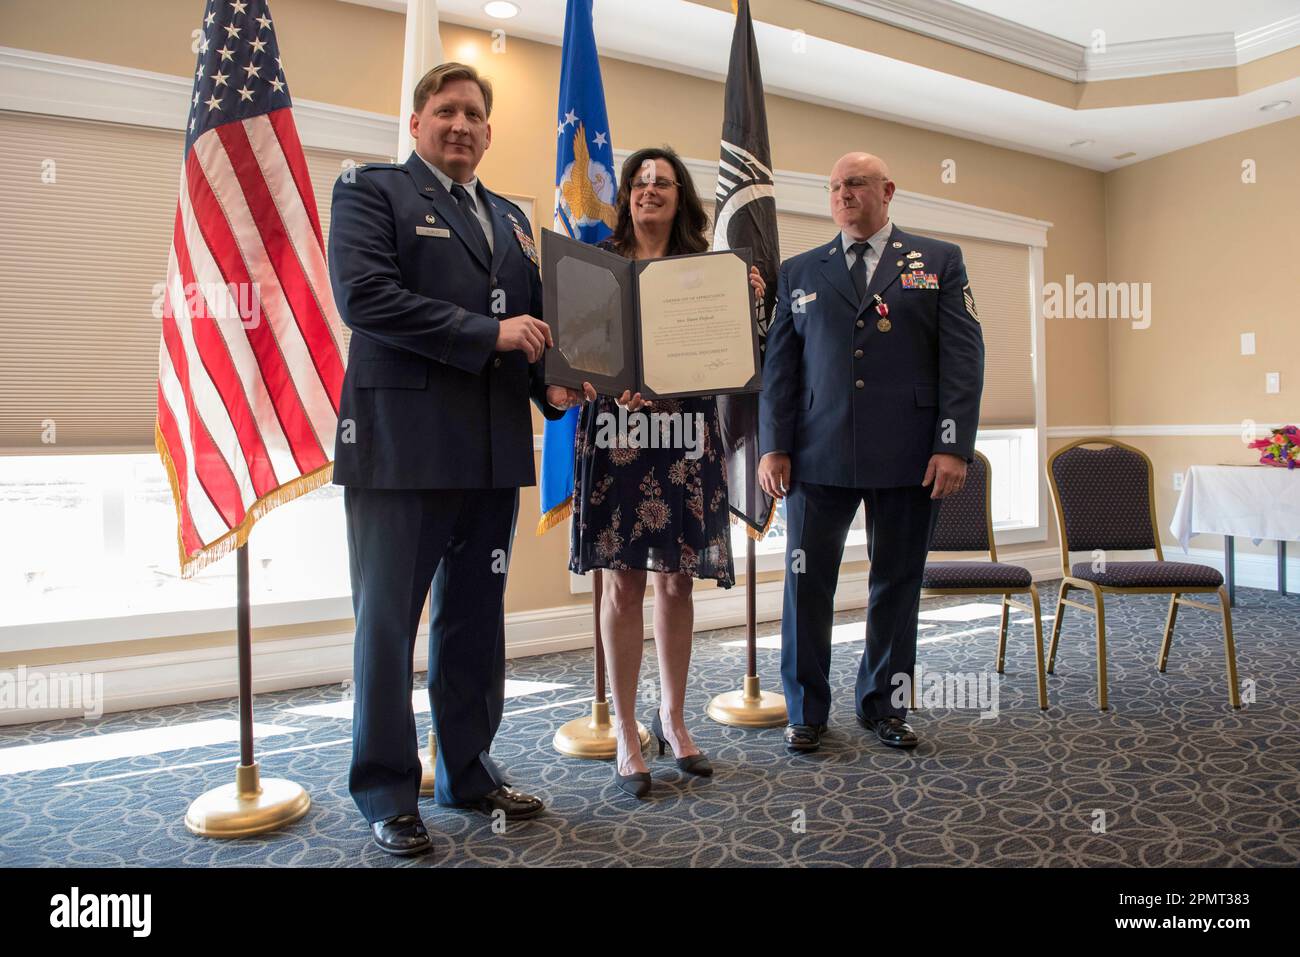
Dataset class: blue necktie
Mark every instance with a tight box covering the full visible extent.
[849,241,869,303]
[451,183,491,263]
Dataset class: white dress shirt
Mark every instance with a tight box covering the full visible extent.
[840,220,893,289]
[417,153,495,254]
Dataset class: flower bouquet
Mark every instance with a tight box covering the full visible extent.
[1249,425,1299,469]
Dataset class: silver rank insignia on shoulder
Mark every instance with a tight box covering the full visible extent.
[906,250,922,259]
[425,214,437,224]
[963,283,979,322]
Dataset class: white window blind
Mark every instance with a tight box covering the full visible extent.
[921,229,1034,428]
[0,110,380,452]
[771,210,1035,428]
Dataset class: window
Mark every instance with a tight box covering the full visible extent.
[976,427,1038,531]
[1,452,352,646]
[0,111,382,647]
[741,209,1043,564]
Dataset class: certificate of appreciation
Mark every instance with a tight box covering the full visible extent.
[541,228,761,400]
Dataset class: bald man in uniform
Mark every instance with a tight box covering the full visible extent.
[759,152,985,752]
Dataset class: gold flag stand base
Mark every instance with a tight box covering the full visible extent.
[184,761,311,838]
[418,730,438,796]
[553,699,650,759]
[707,674,787,728]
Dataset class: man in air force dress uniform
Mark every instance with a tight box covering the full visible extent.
[329,63,571,856]
[758,152,985,754]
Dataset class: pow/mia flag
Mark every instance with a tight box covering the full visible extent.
[713,0,779,537]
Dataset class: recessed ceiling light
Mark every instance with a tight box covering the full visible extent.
[1069,139,1094,148]
[1259,100,1291,112]
[1113,151,1136,160]
[484,1,519,17]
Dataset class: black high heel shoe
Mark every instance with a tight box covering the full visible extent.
[612,740,652,799]
[651,711,713,777]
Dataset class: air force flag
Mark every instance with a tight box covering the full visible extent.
[537,0,616,533]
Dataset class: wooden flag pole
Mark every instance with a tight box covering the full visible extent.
[708,445,786,728]
[419,587,438,795]
[553,569,649,758]
[593,570,606,703]
[185,544,311,837]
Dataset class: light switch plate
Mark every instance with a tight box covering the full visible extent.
[1266,372,1281,394]
[1241,332,1256,355]
[1173,472,1184,491]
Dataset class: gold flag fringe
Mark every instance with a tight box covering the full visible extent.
[732,503,777,542]
[156,424,337,579]
[535,495,573,536]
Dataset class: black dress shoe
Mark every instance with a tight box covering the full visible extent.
[858,715,919,749]
[783,723,828,753]
[455,785,545,820]
[371,814,432,856]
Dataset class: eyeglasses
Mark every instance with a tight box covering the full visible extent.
[825,175,886,193]
[632,177,680,191]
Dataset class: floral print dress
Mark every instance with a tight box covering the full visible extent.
[568,247,735,587]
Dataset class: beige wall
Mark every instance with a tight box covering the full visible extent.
[1101,116,1300,557]
[0,0,1111,665]
[1105,116,1299,426]
[0,0,406,114]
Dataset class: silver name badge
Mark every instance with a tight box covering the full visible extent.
[416,226,451,238]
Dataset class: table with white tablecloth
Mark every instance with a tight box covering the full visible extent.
[1169,464,1300,604]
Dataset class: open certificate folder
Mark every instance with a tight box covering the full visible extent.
[541,228,762,400]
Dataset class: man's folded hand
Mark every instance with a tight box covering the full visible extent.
[496,314,552,363]
[922,453,967,499]
[758,452,792,500]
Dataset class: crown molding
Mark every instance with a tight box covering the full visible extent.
[1083,34,1239,82]
[1237,13,1300,62]
[813,0,1084,80]
[0,46,397,157]
[814,0,1300,81]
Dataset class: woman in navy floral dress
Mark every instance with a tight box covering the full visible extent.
[549,147,765,796]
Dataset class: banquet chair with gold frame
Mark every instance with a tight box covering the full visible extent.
[1046,437,1240,710]
[921,450,1049,709]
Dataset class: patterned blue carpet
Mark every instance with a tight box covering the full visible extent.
[2,583,1298,867]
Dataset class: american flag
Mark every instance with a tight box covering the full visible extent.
[156,0,345,576]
